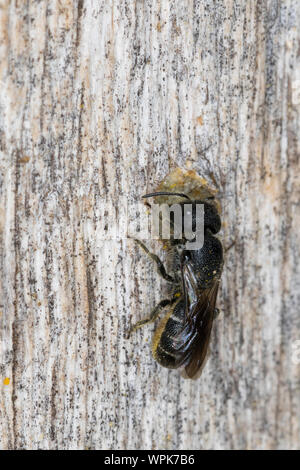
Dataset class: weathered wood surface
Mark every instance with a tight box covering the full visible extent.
[0,0,299,450]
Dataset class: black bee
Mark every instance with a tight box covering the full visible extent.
[128,191,224,379]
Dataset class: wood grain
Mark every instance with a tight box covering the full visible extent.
[0,0,299,450]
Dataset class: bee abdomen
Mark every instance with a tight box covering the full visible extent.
[152,299,185,368]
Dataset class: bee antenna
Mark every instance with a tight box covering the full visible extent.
[142,192,192,202]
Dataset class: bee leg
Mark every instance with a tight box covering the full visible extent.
[127,298,176,338]
[134,239,174,282]
[225,241,235,252]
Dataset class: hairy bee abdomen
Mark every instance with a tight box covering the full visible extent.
[152,299,185,368]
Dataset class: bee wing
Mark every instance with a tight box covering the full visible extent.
[171,261,220,378]
[181,261,199,316]
[183,281,219,379]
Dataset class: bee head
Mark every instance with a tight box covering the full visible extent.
[142,192,221,236]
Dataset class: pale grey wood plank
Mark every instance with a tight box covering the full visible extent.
[0,0,299,450]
